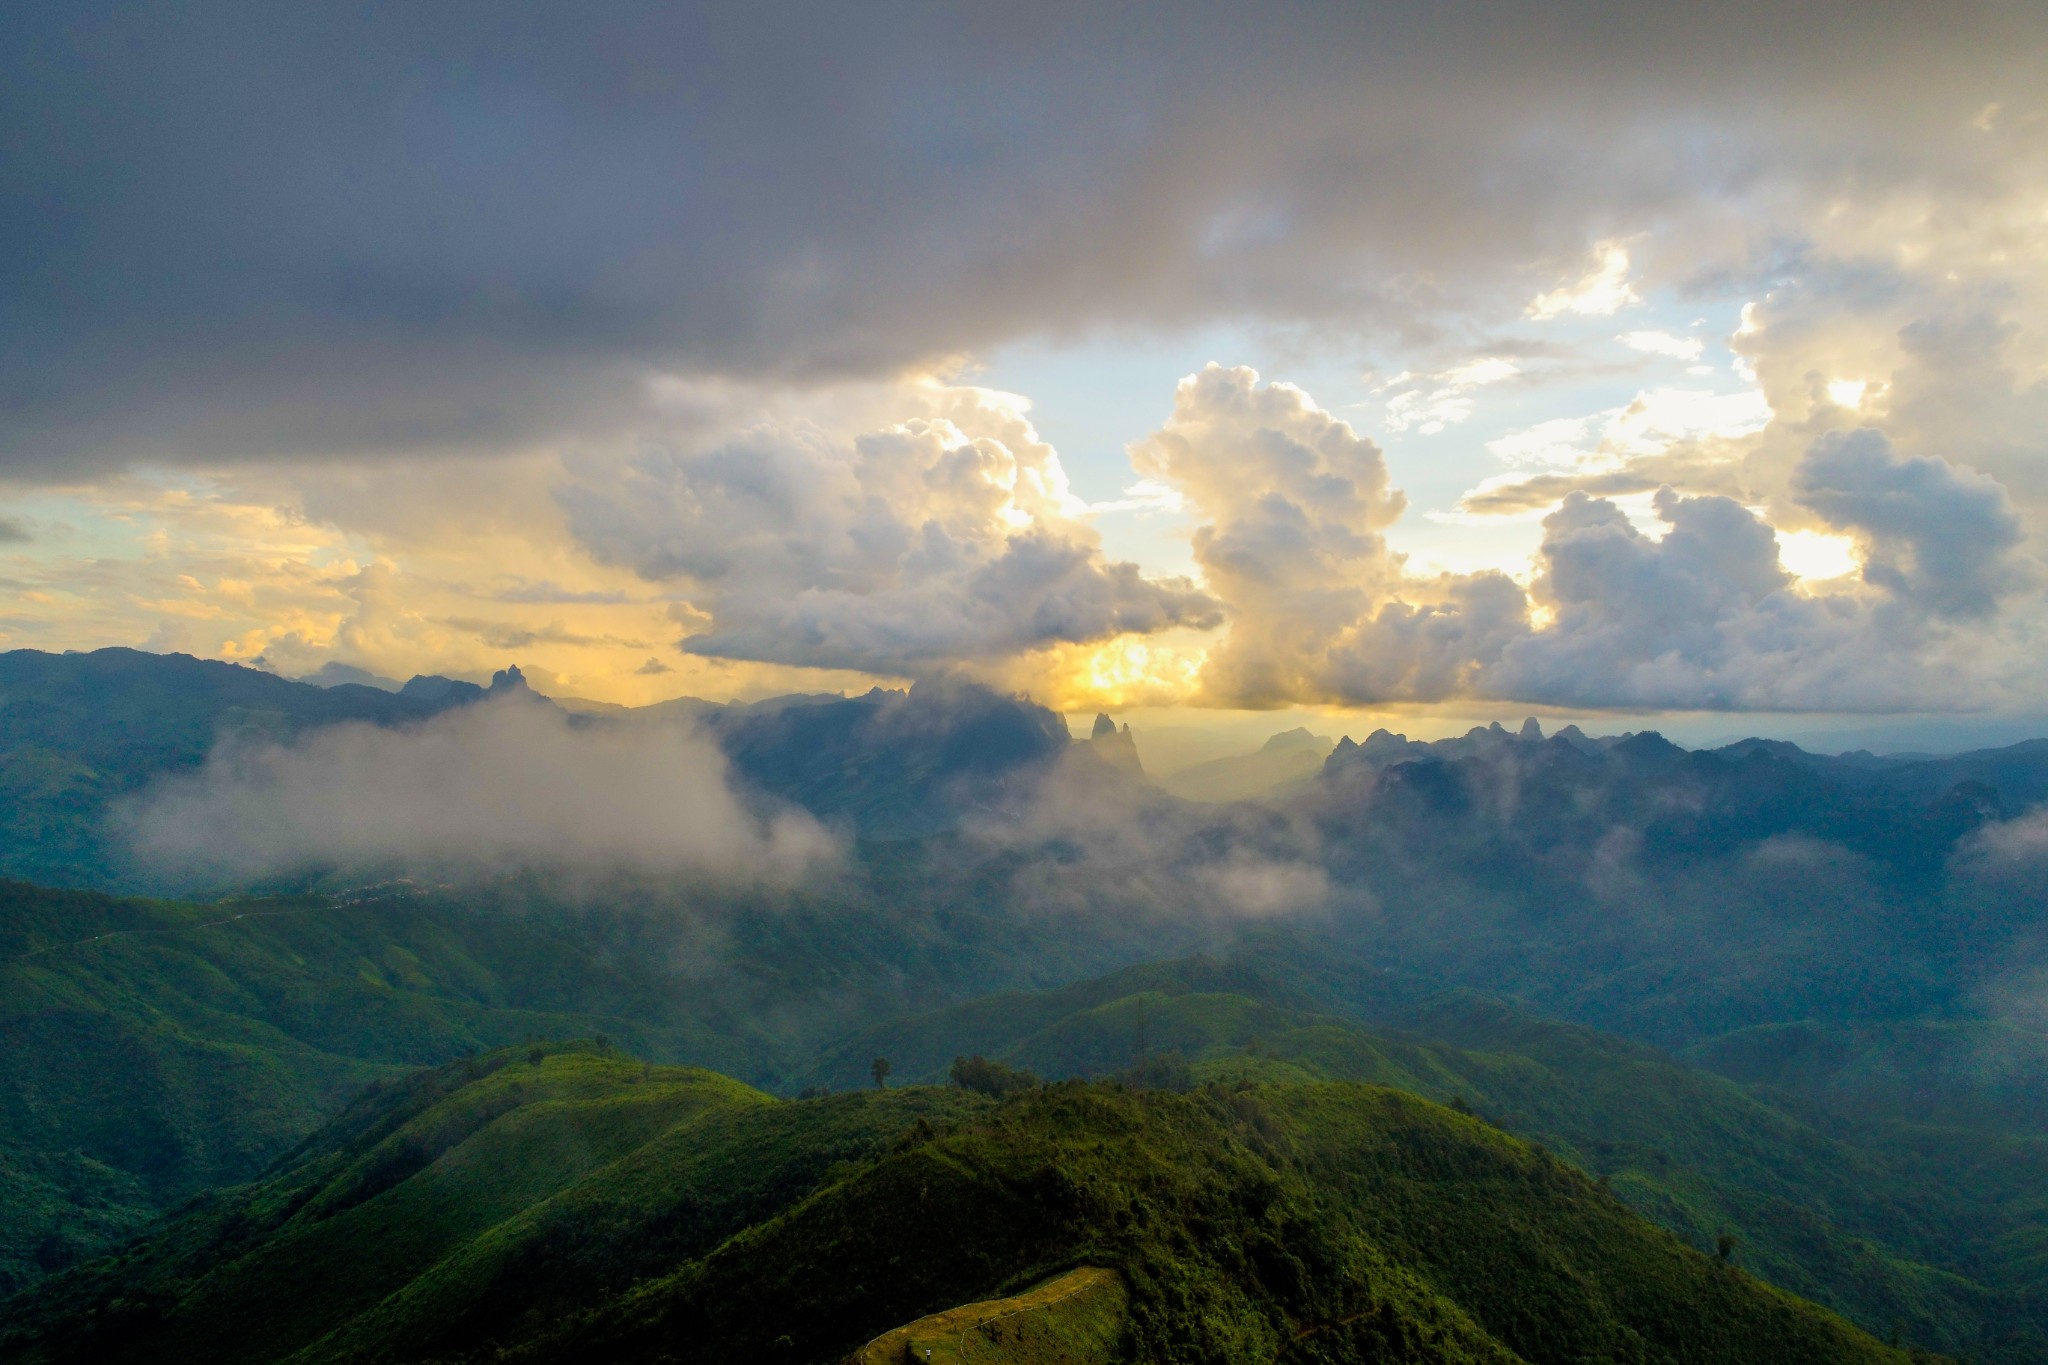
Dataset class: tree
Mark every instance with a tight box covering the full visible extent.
[871,1056,892,1089]
[950,1054,1039,1098]
[1716,1232,1738,1264]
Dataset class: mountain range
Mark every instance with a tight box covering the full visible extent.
[4,647,2047,1359]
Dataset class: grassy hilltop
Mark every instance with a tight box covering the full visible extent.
[809,958,2048,1362]
[0,1043,1918,1365]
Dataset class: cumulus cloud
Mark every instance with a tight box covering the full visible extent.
[1136,364,2038,711]
[125,697,837,883]
[1481,431,2040,710]
[1794,428,2030,618]
[560,386,1219,677]
[1129,364,1413,704]
[1487,490,1835,709]
[7,6,2046,721]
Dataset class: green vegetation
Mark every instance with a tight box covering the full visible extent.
[817,959,2046,1362]
[0,1049,1918,1365]
[0,879,757,1294]
[4,865,2035,1359]
[951,1054,1042,1099]
[0,647,459,892]
[0,862,1224,1295]
[0,1045,984,1365]
[852,1266,1127,1365]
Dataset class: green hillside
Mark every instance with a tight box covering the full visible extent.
[808,960,2044,1362]
[0,867,1216,1296]
[0,1047,1918,1365]
[0,648,465,892]
[0,879,760,1295]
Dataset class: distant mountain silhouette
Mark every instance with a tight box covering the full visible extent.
[1086,712,1144,775]
[705,679,1072,838]
[1158,726,1333,802]
[0,650,1078,886]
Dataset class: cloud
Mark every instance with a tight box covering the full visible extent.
[4,8,2045,721]
[486,579,637,606]
[1486,416,1601,469]
[1793,428,2030,618]
[1961,809,2048,870]
[1620,330,1705,361]
[561,386,1220,676]
[1382,357,1519,434]
[960,746,1336,925]
[442,617,645,650]
[1529,242,1640,319]
[4,5,2042,472]
[1456,385,1773,512]
[124,696,836,883]
[0,516,29,543]
[634,656,673,675]
[1129,364,1413,705]
[1136,363,2038,710]
[1485,489,1815,708]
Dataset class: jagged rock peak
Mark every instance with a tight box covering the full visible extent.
[1362,728,1414,760]
[1088,713,1143,775]
[489,664,531,693]
[1519,716,1543,741]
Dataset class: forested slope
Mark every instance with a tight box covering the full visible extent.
[0,1047,1918,1365]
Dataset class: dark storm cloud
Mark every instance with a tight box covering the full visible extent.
[3,1,2040,473]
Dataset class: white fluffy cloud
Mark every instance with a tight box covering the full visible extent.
[126,697,837,882]
[1134,363,2039,711]
[560,387,1220,676]
[1128,365,1409,704]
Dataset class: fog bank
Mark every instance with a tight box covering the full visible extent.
[125,698,837,884]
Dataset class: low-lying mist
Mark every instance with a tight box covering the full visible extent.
[123,696,839,887]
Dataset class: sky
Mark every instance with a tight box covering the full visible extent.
[4,3,2048,748]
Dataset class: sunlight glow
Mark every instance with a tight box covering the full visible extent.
[1777,528,1860,583]
[1041,634,1208,711]
[1529,242,1639,319]
[1826,378,1869,408]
